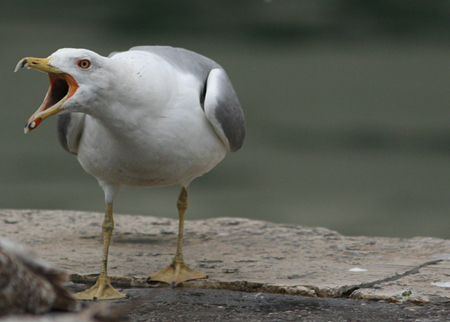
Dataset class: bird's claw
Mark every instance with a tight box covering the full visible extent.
[76,276,128,300]
[149,260,207,286]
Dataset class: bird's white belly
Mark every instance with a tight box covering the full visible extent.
[77,114,227,188]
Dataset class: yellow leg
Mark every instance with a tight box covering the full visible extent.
[76,203,127,300]
[149,187,207,287]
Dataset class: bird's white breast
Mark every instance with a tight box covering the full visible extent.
[76,51,227,188]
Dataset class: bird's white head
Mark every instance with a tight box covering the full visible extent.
[15,48,112,133]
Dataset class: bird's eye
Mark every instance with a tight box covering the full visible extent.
[77,59,91,69]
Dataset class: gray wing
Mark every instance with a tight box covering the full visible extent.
[122,46,245,152]
[57,113,85,155]
[127,45,221,76]
[204,68,245,152]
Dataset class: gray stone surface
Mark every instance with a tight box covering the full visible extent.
[1,209,450,304]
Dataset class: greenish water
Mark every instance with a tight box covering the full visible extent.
[2,4,450,239]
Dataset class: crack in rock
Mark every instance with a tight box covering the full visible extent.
[341,259,443,297]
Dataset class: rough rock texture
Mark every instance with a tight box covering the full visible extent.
[1,209,450,304]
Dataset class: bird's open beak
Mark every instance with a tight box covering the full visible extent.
[15,57,79,133]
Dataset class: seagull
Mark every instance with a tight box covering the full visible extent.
[0,238,79,315]
[15,46,245,300]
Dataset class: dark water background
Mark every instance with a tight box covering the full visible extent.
[2,1,450,238]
